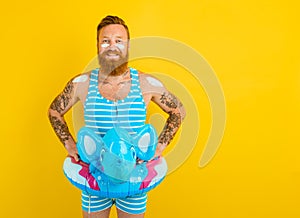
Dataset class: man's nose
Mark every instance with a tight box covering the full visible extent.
[109,43,119,49]
[107,42,120,51]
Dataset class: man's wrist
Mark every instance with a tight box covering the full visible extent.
[157,143,166,153]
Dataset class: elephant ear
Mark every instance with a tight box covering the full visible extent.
[76,127,105,164]
[134,124,158,161]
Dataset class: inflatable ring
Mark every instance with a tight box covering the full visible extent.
[63,124,168,198]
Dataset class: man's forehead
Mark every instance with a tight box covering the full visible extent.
[99,24,127,38]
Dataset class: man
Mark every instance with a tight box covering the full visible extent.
[48,15,185,218]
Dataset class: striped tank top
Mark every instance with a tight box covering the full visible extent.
[84,68,147,136]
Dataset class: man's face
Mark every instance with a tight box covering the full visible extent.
[97,24,129,74]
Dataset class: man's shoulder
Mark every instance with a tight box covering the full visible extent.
[136,70,166,94]
[70,71,92,97]
[72,73,89,83]
[71,70,94,84]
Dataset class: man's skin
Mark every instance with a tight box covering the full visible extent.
[48,24,185,218]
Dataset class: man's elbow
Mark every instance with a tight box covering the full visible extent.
[48,106,61,120]
[175,102,186,122]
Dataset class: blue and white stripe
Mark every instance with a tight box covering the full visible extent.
[116,193,148,214]
[81,192,147,214]
[82,192,113,213]
[84,68,147,136]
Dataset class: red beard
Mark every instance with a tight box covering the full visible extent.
[98,50,129,76]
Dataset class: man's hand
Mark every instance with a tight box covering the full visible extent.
[152,143,165,160]
[65,143,80,162]
[136,143,165,164]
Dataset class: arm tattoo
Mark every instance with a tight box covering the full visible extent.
[49,80,75,145]
[158,92,183,145]
[158,112,181,145]
[48,115,72,145]
[50,80,74,113]
[160,92,179,109]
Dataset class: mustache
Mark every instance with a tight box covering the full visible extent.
[102,49,122,56]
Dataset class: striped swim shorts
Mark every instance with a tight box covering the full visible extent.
[81,191,148,215]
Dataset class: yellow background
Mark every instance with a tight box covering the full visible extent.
[0,0,299,217]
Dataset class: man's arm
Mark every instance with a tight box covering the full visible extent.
[140,73,186,158]
[48,77,81,161]
[152,90,186,157]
